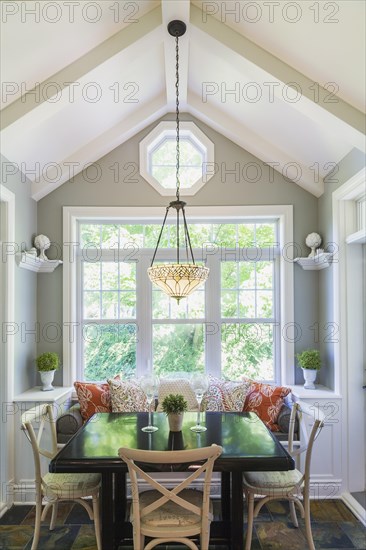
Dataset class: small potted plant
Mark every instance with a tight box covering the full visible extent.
[296,349,321,389]
[161,393,188,432]
[36,352,60,391]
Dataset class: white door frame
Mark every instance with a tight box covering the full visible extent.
[333,167,366,523]
[0,185,15,515]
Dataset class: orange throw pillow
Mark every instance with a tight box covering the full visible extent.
[242,378,291,431]
[74,381,112,421]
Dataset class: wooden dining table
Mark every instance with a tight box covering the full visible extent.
[50,411,294,549]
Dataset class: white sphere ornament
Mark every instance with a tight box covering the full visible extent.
[305,232,322,258]
[34,234,51,260]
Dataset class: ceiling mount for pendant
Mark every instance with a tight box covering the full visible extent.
[167,20,186,38]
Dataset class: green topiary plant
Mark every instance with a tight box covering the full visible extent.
[161,394,188,415]
[36,352,60,372]
[296,349,321,370]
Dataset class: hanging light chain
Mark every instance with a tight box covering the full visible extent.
[175,34,180,202]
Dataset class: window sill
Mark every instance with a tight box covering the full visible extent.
[289,384,341,399]
[13,386,74,402]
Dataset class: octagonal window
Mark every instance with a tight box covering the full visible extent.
[140,121,214,196]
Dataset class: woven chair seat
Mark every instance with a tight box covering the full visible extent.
[137,489,210,528]
[43,473,101,499]
[243,469,303,491]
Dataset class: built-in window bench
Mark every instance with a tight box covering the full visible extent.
[10,385,343,502]
[12,387,73,504]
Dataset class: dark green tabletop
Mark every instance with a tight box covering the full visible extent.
[51,411,294,472]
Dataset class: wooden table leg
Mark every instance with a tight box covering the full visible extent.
[221,471,231,521]
[101,471,114,550]
[114,472,126,546]
[231,471,244,550]
[114,472,126,521]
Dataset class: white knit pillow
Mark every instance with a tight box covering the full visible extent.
[157,378,199,412]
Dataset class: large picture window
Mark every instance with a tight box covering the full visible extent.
[77,218,281,383]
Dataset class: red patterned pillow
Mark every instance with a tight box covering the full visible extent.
[202,376,251,412]
[242,378,291,431]
[74,381,112,421]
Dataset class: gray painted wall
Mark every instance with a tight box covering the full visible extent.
[318,148,366,389]
[1,155,38,395]
[37,114,319,385]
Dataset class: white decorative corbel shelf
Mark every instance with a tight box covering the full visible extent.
[294,252,333,270]
[16,252,63,273]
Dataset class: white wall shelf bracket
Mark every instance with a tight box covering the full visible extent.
[16,253,63,273]
[294,252,333,270]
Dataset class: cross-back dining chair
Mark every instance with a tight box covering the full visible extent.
[118,444,223,550]
[243,401,325,550]
[21,403,101,550]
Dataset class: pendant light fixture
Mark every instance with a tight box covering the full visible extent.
[147,20,209,303]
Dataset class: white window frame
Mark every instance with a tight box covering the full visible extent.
[63,206,294,386]
[139,121,215,196]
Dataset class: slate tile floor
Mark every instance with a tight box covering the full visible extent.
[0,499,364,549]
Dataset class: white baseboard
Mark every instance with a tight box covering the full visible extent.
[12,481,37,505]
[0,477,15,512]
[308,479,342,499]
[341,492,366,526]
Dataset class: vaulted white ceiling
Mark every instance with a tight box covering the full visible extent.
[1,0,365,200]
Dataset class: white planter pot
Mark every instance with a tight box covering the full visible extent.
[302,368,318,390]
[39,370,56,391]
[168,413,184,432]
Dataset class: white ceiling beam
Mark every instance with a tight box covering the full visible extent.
[161,0,190,109]
[31,97,168,201]
[188,92,324,197]
[190,4,365,150]
[1,6,162,131]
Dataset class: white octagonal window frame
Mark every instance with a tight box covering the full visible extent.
[140,121,215,196]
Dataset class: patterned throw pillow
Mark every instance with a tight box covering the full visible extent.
[157,378,199,412]
[242,378,291,431]
[108,378,149,412]
[201,376,251,412]
[74,381,112,421]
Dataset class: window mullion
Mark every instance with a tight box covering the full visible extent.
[136,254,151,376]
[274,257,281,383]
[77,254,83,380]
[205,253,221,377]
